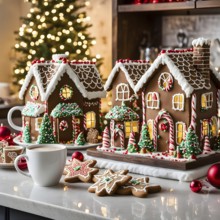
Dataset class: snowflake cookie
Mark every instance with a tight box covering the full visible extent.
[116,177,161,198]
[64,159,99,183]
[88,169,132,196]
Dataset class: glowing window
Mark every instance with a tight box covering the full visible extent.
[86,112,96,128]
[147,120,154,140]
[116,83,130,101]
[124,121,139,138]
[35,117,43,131]
[176,122,185,144]
[202,120,209,136]
[146,92,160,109]
[172,94,184,111]
[201,92,213,109]
[158,72,173,91]
[60,85,73,100]
[211,116,218,137]
[29,85,39,100]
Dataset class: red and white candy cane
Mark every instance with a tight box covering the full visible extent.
[153,109,175,153]
[102,126,110,148]
[142,92,146,124]
[190,94,197,130]
[117,129,124,149]
[83,114,87,130]
[110,120,114,147]
[72,116,75,141]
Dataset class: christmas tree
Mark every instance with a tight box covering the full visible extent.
[13,0,101,89]
[22,124,32,143]
[75,132,86,145]
[183,127,201,159]
[138,124,155,153]
[37,113,56,144]
[127,132,138,153]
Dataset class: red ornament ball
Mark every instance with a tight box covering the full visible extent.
[190,180,202,193]
[71,151,84,161]
[207,163,220,189]
[0,124,11,139]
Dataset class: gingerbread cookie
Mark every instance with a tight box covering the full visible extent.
[88,169,132,196]
[64,159,99,183]
[116,177,161,198]
[86,128,99,144]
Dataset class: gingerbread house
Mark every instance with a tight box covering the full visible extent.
[135,38,220,154]
[19,55,106,143]
[104,60,150,148]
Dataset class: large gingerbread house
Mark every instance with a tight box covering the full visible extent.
[19,55,106,144]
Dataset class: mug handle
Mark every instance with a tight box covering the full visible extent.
[7,106,24,131]
[14,154,31,177]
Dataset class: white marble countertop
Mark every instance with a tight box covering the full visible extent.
[0,162,220,220]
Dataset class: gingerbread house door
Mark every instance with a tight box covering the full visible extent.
[56,118,73,143]
[157,120,169,152]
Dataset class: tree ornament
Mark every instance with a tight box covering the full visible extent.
[190,180,202,193]
[160,121,169,132]
[127,132,139,153]
[71,151,84,162]
[22,124,32,143]
[207,163,220,189]
[75,132,86,145]
[0,124,11,139]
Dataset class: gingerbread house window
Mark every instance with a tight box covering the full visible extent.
[201,92,213,109]
[202,120,209,136]
[116,83,130,101]
[124,121,139,138]
[158,72,173,91]
[172,94,184,111]
[147,120,154,140]
[29,85,39,100]
[146,92,160,109]
[86,111,96,128]
[60,85,73,100]
[211,116,218,137]
[176,122,186,145]
[35,117,43,131]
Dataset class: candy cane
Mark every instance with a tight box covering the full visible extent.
[142,92,146,124]
[110,120,114,147]
[118,129,124,149]
[53,118,57,138]
[72,116,75,142]
[102,126,110,148]
[83,114,87,130]
[190,94,197,130]
[202,136,212,154]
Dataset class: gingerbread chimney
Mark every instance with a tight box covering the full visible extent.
[192,38,211,87]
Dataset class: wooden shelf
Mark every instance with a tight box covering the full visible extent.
[118,2,195,13]
[196,0,220,9]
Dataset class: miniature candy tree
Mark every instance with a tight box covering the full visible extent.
[138,124,154,153]
[127,132,138,153]
[37,113,56,144]
[75,132,86,145]
[22,123,31,143]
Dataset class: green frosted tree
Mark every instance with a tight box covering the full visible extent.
[138,124,155,153]
[37,113,56,144]
[22,124,32,143]
[127,132,138,153]
[75,132,86,145]
[183,127,201,159]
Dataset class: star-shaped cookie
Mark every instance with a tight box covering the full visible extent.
[88,169,132,196]
[64,159,99,183]
[116,177,161,198]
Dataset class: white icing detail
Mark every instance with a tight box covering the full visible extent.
[22,101,46,117]
[175,122,186,145]
[52,54,67,61]
[116,83,130,101]
[19,63,106,101]
[172,93,184,111]
[104,62,150,92]
[201,92,213,109]
[146,92,160,109]
[158,72,173,91]
[192,38,211,47]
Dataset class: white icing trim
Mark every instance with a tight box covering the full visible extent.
[146,92,160,109]
[52,54,67,61]
[135,54,194,98]
[192,38,211,47]
[19,63,106,101]
[175,122,186,145]
[172,93,184,111]
[158,72,173,91]
[116,83,130,101]
[201,92,213,109]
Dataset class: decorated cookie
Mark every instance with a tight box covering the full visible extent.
[64,159,99,183]
[86,128,99,144]
[88,169,132,196]
[116,177,161,198]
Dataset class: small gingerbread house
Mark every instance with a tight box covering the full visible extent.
[135,38,220,154]
[19,55,106,143]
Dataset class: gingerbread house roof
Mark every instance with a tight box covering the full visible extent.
[135,50,220,97]
[22,101,46,117]
[19,62,106,101]
[104,60,150,92]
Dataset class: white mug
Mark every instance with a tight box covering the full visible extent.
[7,106,24,131]
[14,144,67,187]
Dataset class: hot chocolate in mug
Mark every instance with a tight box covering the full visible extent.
[14,144,67,187]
